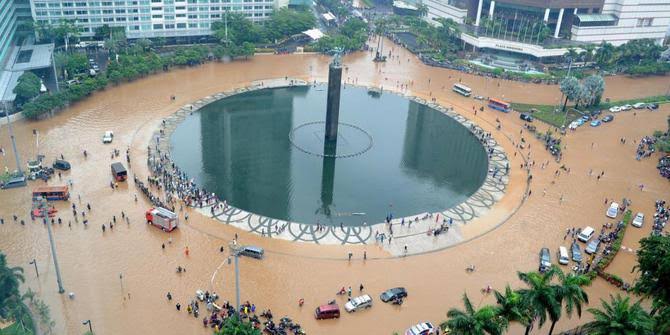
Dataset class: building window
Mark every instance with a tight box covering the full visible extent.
[636,18,653,27]
[152,14,163,18]
[165,15,174,19]
[102,9,113,13]
[153,23,164,29]
[75,2,87,6]
[165,23,175,28]
[115,9,126,13]
[176,6,186,9]
[101,1,112,5]
[176,13,186,17]
[151,6,162,10]
[103,17,114,22]
[76,10,87,14]
[116,17,126,21]
[177,22,186,28]
[114,1,126,5]
[35,3,47,7]
[62,2,74,7]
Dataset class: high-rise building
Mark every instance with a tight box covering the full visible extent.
[418,0,670,57]
[1,0,31,66]
[29,0,289,39]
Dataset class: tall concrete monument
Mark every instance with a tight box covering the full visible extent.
[324,51,343,142]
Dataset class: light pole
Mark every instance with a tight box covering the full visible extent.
[39,197,65,293]
[29,259,38,277]
[82,319,92,333]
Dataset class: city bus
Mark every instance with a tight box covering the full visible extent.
[452,83,472,97]
[488,98,511,112]
[32,186,70,201]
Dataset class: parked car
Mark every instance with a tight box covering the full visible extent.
[602,115,614,122]
[571,241,583,262]
[647,103,659,110]
[52,159,71,171]
[520,113,533,122]
[590,109,603,117]
[590,120,601,127]
[631,212,644,228]
[581,115,590,121]
[585,239,601,254]
[633,102,647,109]
[609,106,621,113]
[405,322,435,335]
[344,294,372,312]
[102,130,114,143]
[607,202,619,218]
[558,246,569,265]
[578,226,595,242]
[314,303,340,320]
[473,95,485,100]
[380,287,407,302]
[539,247,551,272]
[576,118,585,126]
[239,246,264,259]
[621,104,633,111]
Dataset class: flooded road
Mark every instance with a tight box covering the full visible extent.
[1,42,669,335]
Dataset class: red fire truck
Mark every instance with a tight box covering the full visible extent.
[145,207,179,232]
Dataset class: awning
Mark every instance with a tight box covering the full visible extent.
[302,28,326,40]
[322,12,336,21]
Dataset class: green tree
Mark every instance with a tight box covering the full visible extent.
[13,72,41,104]
[212,13,263,45]
[559,76,582,111]
[555,271,590,321]
[493,285,531,331]
[517,268,562,335]
[264,8,315,42]
[633,235,670,309]
[441,293,506,335]
[214,316,261,335]
[54,20,79,51]
[595,41,615,66]
[581,75,605,107]
[583,294,654,335]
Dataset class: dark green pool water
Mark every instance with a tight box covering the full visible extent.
[170,85,488,226]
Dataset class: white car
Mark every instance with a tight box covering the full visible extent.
[621,104,633,111]
[609,106,621,113]
[344,294,372,312]
[633,102,647,109]
[405,322,435,335]
[606,202,619,218]
[632,212,644,228]
[473,95,485,100]
[102,131,114,144]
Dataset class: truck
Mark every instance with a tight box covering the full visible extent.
[145,207,179,232]
[111,162,127,181]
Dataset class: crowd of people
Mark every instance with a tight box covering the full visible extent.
[652,199,669,236]
[636,136,656,160]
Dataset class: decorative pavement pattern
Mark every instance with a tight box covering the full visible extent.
[153,78,511,255]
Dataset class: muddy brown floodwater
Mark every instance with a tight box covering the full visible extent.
[1,40,669,335]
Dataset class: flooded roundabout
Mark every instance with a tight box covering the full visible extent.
[1,43,670,335]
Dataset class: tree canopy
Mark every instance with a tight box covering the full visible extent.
[13,72,41,105]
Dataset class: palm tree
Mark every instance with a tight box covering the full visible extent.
[494,285,531,331]
[583,294,654,335]
[517,268,562,335]
[555,270,590,321]
[441,293,506,335]
[0,253,25,319]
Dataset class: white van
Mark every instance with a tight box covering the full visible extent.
[558,246,569,265]
[578,226,595,242]
[606,202,619,218]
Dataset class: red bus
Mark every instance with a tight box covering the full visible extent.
[32,186,70,201]
[488,98,511,112]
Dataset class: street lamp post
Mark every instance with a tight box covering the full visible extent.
[39,197,65,293]
[82,319,93,333]
[29,259,38,277]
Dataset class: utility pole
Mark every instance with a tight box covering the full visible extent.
[40,197,65,293]
[224,10,228,43]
